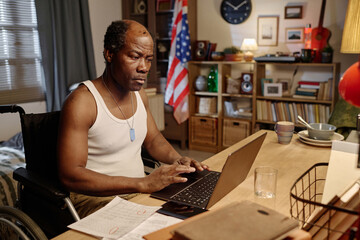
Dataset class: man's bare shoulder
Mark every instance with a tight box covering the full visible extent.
[61,83,97,125]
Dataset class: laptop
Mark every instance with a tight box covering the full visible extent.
[151,132,267,210]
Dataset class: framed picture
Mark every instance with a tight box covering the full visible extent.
[277,78,291,96]
[285,28,304,43]
[264,83,282,97]
[285,6,303,19]
[261,78,273,96]
[257,16,279,46]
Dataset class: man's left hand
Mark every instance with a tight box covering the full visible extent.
[175,156,209,171]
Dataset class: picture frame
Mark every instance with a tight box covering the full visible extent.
[264,83,282,97]
[285,28,304,43]
[257,16,279,46]
[261,78,273,96]
[285,6,303,19]
[277,78,291,97]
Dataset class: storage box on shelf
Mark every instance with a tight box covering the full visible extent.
[188,61,257,152]
[254,62,340,132]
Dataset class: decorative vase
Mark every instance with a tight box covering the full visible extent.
[195,75,207,91]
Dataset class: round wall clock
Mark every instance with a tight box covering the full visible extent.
[220,0,252,24]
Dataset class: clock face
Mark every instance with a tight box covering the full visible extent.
[221,0,252,24]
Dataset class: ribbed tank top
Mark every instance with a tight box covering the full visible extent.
[82,80,146,177]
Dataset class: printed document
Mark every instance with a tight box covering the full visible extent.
[68,196,161,239]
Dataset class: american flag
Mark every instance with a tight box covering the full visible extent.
[164,0,191,124]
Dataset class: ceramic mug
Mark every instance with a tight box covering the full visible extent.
[274,121,294,144]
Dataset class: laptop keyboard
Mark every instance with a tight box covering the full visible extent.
[170,171,221,207]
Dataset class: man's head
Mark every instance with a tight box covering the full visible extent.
[103,20,154,91]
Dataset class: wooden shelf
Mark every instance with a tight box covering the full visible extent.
[188,61,257,152]
[254,62,340,131]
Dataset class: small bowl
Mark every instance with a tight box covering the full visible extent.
[211,52,225,61]
[307,123,336,140]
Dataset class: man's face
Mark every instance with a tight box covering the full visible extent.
[109,26,154,92]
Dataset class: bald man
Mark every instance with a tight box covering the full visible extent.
[57,20,208,217]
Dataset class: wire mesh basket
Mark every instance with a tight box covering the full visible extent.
[290,162,360,240]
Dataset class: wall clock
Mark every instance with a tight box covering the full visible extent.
[220,0,252,24]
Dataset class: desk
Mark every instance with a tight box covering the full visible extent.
[52,130,331,240]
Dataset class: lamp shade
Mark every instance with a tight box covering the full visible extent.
[341,0,360,53]
[240,38,258,51]
[339,61,360,107]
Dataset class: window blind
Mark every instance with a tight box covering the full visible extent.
[0,0,44,104]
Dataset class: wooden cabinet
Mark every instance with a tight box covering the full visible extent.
[254,62,340,132]
[188,61,257,152]
[122,0,197,93]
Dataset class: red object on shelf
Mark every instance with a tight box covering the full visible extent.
[338,60,360,107]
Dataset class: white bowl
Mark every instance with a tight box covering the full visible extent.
[307,123,336,140]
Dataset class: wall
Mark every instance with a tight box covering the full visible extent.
[197,0,357,73]
[88,0,122,77]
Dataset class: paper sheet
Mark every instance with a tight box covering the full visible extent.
[68,196,161,239]
[108,213,182,240]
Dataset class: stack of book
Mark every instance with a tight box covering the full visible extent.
[292,79,332,100]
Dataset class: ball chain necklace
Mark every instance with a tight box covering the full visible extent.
[102,75,135,142]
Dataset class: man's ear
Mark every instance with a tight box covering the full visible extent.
[103,49,113,63]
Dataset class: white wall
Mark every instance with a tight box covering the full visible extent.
[197,0,357,73]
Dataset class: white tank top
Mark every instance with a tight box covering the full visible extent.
[82,80,146,177]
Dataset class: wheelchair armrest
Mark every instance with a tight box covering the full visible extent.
[13,167,69,202]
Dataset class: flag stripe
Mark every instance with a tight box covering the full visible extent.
[164,0,191,124]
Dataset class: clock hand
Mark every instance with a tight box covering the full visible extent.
[234,0,247,10]
[225,1,237,10]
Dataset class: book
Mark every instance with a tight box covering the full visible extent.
[293,94,317,100]
[299,84,321,89]
[298,81,320,86]
[171,201,299,240]
[297,88,318,93]
[295,90,317,96]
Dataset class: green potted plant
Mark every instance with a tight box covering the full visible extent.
[223,46,243,61]
[321,45,333,63]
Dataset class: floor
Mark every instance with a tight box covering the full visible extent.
[169,140,214,162]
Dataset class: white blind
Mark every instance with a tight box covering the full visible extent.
[0,0,44,104]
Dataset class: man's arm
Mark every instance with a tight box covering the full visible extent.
[57,85,195,196]
[140,89,208,170]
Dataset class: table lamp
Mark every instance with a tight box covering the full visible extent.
[339,0,360,167]
[240,38,258,62]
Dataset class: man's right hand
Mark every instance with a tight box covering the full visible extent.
[141,164,195,193]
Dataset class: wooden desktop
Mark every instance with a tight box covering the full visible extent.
[52,130,332,240]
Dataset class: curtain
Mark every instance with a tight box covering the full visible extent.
[35,0,96,111]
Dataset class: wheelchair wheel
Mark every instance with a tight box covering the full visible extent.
[0,206,47,240]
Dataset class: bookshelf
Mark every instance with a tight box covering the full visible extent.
[188,61,257,152]
[254,62,340,132]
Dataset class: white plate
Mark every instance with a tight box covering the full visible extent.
[297,130,344,143]
[298,137,332,147]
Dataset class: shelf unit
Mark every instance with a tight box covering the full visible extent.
[188,61,257,153]
[122,0,197,93]
[254,62,340,132]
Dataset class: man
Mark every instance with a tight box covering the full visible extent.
[57,20,208,218]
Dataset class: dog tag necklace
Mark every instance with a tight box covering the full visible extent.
[102,76,135,142]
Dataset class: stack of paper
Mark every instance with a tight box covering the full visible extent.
[68,197,181,240]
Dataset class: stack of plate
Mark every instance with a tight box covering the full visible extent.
[297,130,344,147]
